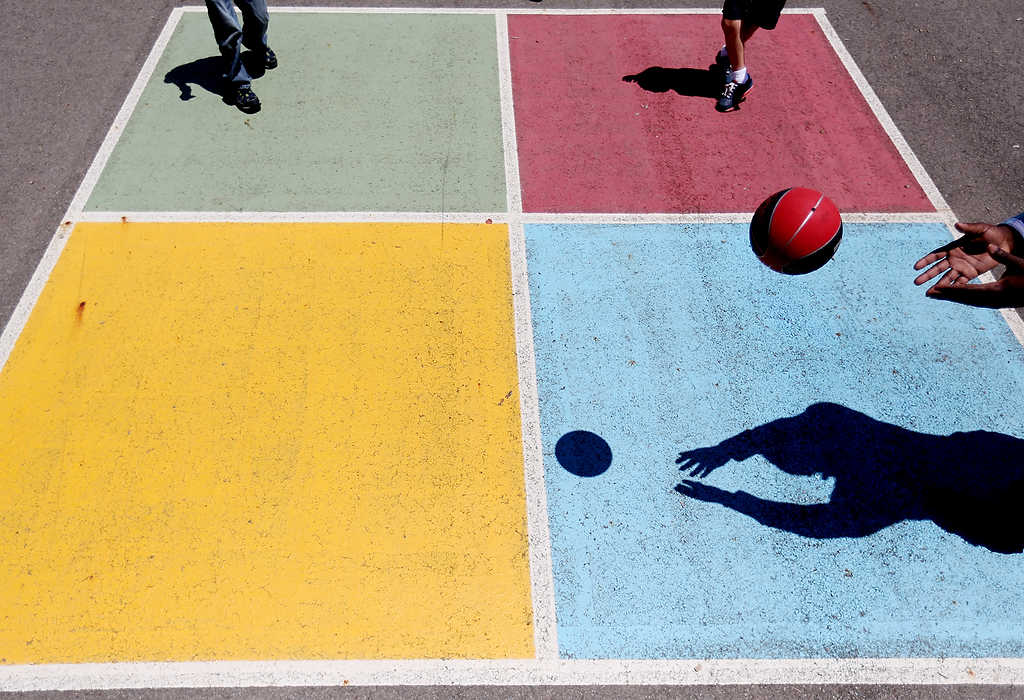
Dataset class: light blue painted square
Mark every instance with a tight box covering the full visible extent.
[526,222,1024,659]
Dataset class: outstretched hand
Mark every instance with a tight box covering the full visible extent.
[914,222,1018,288]
[924,244,1024,308]
[913,221,1024,308]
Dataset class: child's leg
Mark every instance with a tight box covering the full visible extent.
[721,16,744,73]
[723,18,760,71]
[740,20,759,48]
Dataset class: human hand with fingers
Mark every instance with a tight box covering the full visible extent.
[913,215,1024,308]
[913,221,1020,288]
[924,244,1024,308]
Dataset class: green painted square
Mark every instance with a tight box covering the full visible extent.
[86,12,507,213]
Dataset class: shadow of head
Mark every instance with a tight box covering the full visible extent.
[623,65,722,99]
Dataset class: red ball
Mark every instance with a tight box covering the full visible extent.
[750,187,843,274]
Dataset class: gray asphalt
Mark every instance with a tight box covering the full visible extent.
[1,0,1022,698]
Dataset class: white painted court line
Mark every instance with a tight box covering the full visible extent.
[812,9,1024,347]
[812,10,949,218]
[521,212,950,225]
[183,5,826,15]
[0,8,184,375]
[78,211,508,224]
[2,658,1023,691]
[497,12,559,661]
[79,212,951,225]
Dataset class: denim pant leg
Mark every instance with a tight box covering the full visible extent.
[236,0,270,53]
[205,0,253,87]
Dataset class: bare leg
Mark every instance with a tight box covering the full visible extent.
[722,17,743,72]
[722,17,760,74]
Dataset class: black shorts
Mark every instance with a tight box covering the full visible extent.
[722,0,786,30]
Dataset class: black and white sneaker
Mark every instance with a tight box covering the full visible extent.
[715,74,752,112]
[264,48,278,70]
[233,85,261,113]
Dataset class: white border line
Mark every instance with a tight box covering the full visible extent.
[496,12,559,661]
[0,8,185,374]
[523,212,949,225]
[812,8,1024,346]
[77,211,951,225]
[2,658,1023,691]
[78,211,507,224]
[182,5,823,14]
[810,10,950,217]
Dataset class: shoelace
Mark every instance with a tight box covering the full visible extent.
[721,81,737,98]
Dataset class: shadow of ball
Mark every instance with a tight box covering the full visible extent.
[555,431,612,477]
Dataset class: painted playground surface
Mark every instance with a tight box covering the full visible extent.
[2,6,1024,691]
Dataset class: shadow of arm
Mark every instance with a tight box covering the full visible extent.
[677,481,891,539]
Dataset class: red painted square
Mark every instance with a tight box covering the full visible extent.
[508,13,933,213]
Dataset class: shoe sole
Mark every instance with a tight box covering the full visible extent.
[235,101,261,114]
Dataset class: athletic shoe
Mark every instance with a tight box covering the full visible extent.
[233,85,261,113]
[264,48,278,70]
[715,74,752,112]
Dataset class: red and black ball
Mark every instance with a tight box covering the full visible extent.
[750,187,843,275]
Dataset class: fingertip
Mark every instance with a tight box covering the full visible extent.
[954,221,986,237]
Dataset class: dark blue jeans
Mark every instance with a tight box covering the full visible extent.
[204,0,270,88]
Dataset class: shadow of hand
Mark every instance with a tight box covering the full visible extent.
[675,479,734,504]
[677,446,730,478]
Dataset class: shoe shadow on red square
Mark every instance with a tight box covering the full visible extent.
[622,65,723,101]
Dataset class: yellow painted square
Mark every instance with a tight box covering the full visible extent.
[0,222,533,662]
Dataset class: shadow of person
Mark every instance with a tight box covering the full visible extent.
[622,65,723,100]
[675,402,1024,554]
[164,56,228,101]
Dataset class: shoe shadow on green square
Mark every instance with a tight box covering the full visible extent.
[88,12,508,213]
[163,52,267,106]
